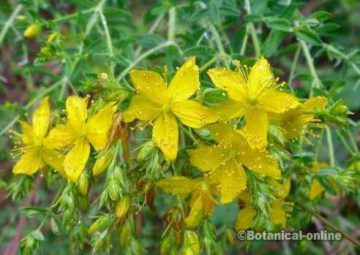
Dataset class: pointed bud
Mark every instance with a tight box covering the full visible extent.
[88,215,111,235]
[115,195,131,221]
[24,24,41,38]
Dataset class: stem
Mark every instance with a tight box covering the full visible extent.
[98,9,114,61]
[244,0,261,57]
[299,40,321,96]
[288,45,301,94]
[0,4,23,46]
[294,201,360,247]
[335,130,355,155]
[208,23,228,67]
[199,56,217,72]
[168,7,176,42]
[240,26,249,55]
[325,126,335,167]
[116,41,176,80]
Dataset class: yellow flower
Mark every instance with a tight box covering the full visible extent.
[236,179,290,230]
[188,124,281,204]
[308,162,337,200]
[12,97,64,175]
[208,57,299,148]
[44,96,116,181]
[156,176,217,228]
[123,57,218,160]
[271,96,327,140]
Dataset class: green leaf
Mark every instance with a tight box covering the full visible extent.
[136,34,165,49]
[266,18,292,32]
[22,206,48,217]
[295,27,322,45]
[201,88,228,106]
[262,30,286,57]
[184,46,216,59]
[310,11,332,21]
[31,230,45,241]
[318,177,337,195]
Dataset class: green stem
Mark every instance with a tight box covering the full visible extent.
[240,26,249,55]
[98,9,114,60]
[325,126,335,167]
[294,201,360,247]
[288,45,301,94]
[199,56,217,72]
[299,40,321,96]
[208,23,228,67]
[116,41,176,80]
[0,4,23,46]
[244,0,261,57]
[168,7,176,42]
[335,130,355,155]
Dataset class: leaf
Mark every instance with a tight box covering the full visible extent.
[184,46,216,59]
[136,34,165,49]
[295,27,322,45]
[310,11,332,22]
[266,18,292,32]
[201,88,228,106]
[156,176,197,197]
[31,230,45,241]
[318,177,337,195]
[262,30,286,57]
[22,206,48,217]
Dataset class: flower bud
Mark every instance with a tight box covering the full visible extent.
[47,32,57,43]
[24,24,41,38]
[108,179,121,201]
[78,171,90,195]
[92,151,112,176]
[333,103,348,116]
[119,223,131,246]
[115,195,131,221]
[136,141,155,161]
[182,230,200,255]
[88,215,111,235]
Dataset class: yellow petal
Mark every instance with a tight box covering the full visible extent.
[210,160,247,204]
[235,206,256,230]
[13,148,43,175]
[212,99,246,122]
[129,70,168,104]
[207,68,247,102]
[185,194,204,228]
[92,151,112,176]
[41,148,65,174]
[171,100,218,129]
[247,56,274,97]
[122,95,161,122]
[32,96,50,139]
[259,89,299,113]
[167,57,199,102]
[66,96,88,131]
[156,176,197,197]
[242,109,268,149]
[19,121,33,145]
[303,96,327,112]
[238,191,252,204]
[86,103,116,151]
[64,139,90,182]
[188,145,226,172]
[152,113,178,161]
[240,147,281,179]
[43,124,76,149]
[309,179,324,200]
[207,123,240,146]
[270,201,287,226]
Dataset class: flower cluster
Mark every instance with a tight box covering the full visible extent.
[11,56,329,249]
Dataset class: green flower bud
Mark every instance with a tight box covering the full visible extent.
[136,141,155,161]
[182,230,200,255]
[88,215,111,235]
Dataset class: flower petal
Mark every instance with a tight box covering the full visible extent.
[248,56,275,97]
[152,113,178,161]
[19,121,33,145]
[242,109,268,149]
[270,201,287,226]
[207,123,240,146]
[309,180,324,200]
[259,89,299,113]
[86,103,116,151]
[303,96,327,112]
[41,148,65,174]
[156,176,197,197]
[32,97,50,139]
[129,70,168,104]
[207,68,247,102]
[167,57,199,102]
[122,95,161,122]
[92,151,112,176]
[188,145,226,172]
[235,206,256,230]
[210,160,247,204]
[64,139,90,182]
[44,124,76,149]
[185,194,204,228]
[66,96,88,131]
[240,147,281,179]
[171,100,218,129]
[13,148,43,175]
[212,99,246,122]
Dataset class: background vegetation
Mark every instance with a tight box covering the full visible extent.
[0,0,359,254]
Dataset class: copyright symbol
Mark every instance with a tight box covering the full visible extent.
[237,230,247,241]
